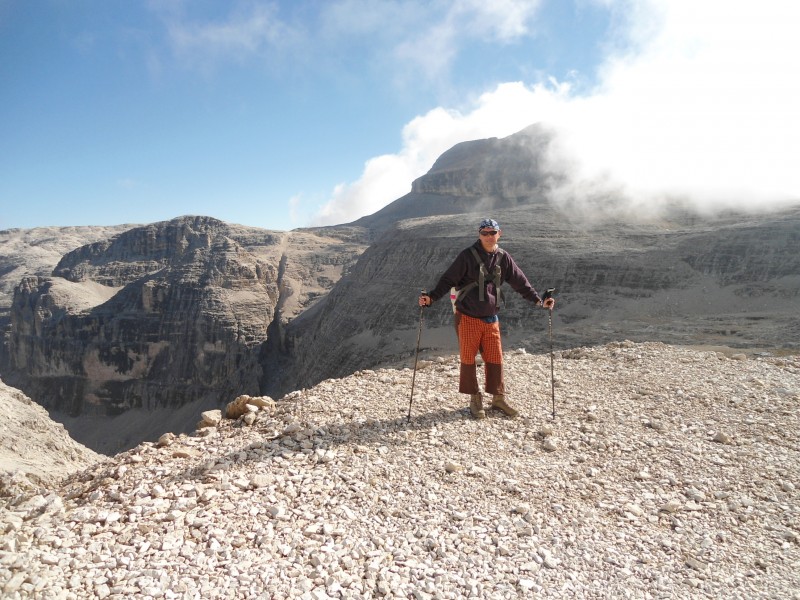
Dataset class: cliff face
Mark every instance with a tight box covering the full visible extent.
[0,224,135,358]
[4,217,367,450]
[280,204,800,392]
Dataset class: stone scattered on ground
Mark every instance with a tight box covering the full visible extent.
[1,342,799,599]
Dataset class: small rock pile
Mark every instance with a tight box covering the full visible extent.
[1,342,799,599]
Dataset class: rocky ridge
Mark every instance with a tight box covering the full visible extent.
[3,217,368,453]
[281,203,800,393]
[2,342,798,599]
[0,225,136,324]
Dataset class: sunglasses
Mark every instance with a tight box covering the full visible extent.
[480,230,498,236]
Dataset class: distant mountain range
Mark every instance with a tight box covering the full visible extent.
[1,124,798,453]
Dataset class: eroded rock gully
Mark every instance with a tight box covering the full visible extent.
[2,342,798,599]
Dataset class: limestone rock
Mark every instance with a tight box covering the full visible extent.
[0,224,133,331]
[0,343,798,598]
[225,394,275,419]
[444,461,464,473]
[542,438,558,452]
[156,432,176,447]
[713,431,734,445]
[198,410,222,429]
[279,126,800,396]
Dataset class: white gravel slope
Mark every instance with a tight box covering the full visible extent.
[0,379,103,499]
[1,342,798,599]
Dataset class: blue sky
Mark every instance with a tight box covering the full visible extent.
[2,1,799,231]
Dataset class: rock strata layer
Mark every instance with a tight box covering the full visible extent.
[0,224,134,329]
[283,203,800,393]
[1,342,798,599]
[4,216,367,452]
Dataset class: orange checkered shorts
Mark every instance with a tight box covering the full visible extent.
[456,312,503,365]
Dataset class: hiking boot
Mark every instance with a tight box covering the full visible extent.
[491,395,519,418]
[469,393,486,420]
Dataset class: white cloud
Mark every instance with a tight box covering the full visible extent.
[405,0,543,81]
[552,0,800,213]
[313,0,800,225]
[154,0,544,82]
[451,0,543,41]
[321,0,541,41]
[322,0,544,82]
[157,1,299,68]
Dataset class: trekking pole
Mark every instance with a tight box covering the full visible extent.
[407,291,426,423]
[542,288,557,419]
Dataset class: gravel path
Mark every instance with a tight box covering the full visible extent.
[1,342,798,599]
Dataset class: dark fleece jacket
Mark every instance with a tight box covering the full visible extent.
[427,240,542,319]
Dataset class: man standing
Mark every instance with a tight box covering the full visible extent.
[418,218,555,419]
